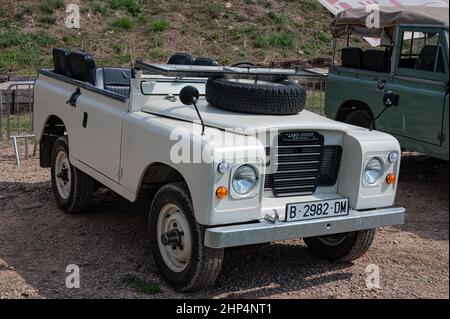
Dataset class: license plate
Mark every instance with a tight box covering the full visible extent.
[286,198,349,222]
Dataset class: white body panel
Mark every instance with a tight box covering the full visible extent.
[34,71,401,226]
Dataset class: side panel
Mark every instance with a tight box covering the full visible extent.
[71,91,128,182]
[324,67,389,120]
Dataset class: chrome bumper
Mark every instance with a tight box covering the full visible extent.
[204,207,405,249]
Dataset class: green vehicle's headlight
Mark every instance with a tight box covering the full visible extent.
[232,165,258,195]
[364,158,383,184]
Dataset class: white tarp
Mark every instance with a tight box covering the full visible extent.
[319,0,449,45]
[319,0,449,15]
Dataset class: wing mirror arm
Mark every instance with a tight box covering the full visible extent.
[370,91,399,131]
[179,86,205,135]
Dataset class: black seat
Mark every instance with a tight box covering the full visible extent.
[95,67,131,97]
[416,45,444,72]
[69,51,96,84]
[167,53,194,65]
[192,57,219,66]
[362,49,389,72]
[341,47,363,69]
[103,68,131,97]
[53,48,71,76]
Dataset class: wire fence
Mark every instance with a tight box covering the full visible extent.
[0,81,36,165]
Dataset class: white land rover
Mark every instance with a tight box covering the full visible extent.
[34,49,405,291]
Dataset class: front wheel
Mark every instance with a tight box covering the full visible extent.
[149,182,224,292]
[304,229,376,262]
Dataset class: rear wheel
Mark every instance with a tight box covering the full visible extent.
[50,136,93,213]
[149,182,224,292]
[304,229,376,262]
[344,109,373,129]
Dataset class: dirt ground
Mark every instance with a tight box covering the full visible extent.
[0,141,448,299]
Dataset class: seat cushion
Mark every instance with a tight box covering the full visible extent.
[102,68,131,97]
[53,48,71,76]
[192,57,219,66]
[341,47,363,69]
[69,51,96,84]
[167,53,194,65]
[362,49,388,72]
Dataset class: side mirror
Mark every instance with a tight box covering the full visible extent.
[383,91,399,107]
[179,86,200,105]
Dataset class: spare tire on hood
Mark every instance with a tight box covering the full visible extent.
[205,78,306,115]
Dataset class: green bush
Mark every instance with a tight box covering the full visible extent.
[92,1,108,16]
[149,18,169,32]
[40,0,64,14]
[111,16,134,30]
[110,0,142,16]
[268,32,294,49]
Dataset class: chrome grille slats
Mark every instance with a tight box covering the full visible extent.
[263,132,342,196]
[272,132,323,196]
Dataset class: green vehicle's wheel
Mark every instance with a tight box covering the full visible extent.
[344,109,373,129]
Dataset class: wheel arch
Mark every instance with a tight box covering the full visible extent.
[335,100,374,122]
[137,161,188,196]
[39,115,67,168]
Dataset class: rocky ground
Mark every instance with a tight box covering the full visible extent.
[0,141,448,299]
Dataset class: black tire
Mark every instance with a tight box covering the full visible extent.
[205,78,306,115]
[50,136,93,213]
[149,182,224,292]
[344,109,373,129]
[304,229,376,262]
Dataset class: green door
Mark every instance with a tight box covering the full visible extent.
[379,26,449,147]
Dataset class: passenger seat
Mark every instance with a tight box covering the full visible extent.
[341,47,363,69]
[95,68,131,97]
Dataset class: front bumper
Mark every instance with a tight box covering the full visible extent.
[204,207,405,248]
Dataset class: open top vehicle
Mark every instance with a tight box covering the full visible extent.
[33,48,405,291]
[325,6,449,161]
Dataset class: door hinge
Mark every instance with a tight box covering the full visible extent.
[438,132,446,142]
[118,167,123,178]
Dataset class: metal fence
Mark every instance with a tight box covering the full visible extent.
[297,75,327,115]
[0,81,36,165]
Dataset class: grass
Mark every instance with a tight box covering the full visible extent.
[268,32,294,49]
[40,0,64,14]
[207,1,224,18]
[92,1,108,16]
[110,0,142,16]
[268,11,290,29]
[1,112,33,138]
[123,274,160,295]
[111,16,134,30]
[38,14,56,25]
[0,31,57,74]
[149,34,163,48]
[149,18,169,32]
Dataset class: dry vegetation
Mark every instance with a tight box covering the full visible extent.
[0,0,336,75]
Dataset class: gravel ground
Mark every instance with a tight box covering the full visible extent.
[0,141,448,299]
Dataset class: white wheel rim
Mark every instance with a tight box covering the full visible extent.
[54,150,72,200]
[157,203,192,273]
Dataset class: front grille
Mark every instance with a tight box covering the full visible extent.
[264,131,342,197]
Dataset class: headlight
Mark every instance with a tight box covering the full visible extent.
[364,158,383,184]
[232,165,258,195]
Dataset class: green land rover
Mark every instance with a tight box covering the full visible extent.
[325,6,449,161]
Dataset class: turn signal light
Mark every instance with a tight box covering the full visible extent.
[386,173,396,184]
[215,186,228,199]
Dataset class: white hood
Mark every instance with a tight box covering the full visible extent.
[141,96,353,134]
